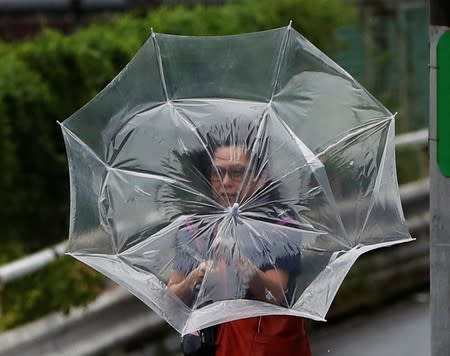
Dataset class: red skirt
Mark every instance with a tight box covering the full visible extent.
[215,315,311,356]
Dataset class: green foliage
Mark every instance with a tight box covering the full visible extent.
[0,53,61,249]
[0,258,103,331]
[142,0,354,53]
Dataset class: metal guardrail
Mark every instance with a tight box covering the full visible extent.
[0,129,430,356]
[394,128,428,149]
[0,242,66,286]
[0,128,430,288]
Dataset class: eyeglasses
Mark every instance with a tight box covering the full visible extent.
[211,165,247,182]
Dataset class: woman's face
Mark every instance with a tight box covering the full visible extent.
[211,146,264,205]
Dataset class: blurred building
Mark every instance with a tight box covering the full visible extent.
[0,0,157,40]
[338,0,429,131]
[0,0,225,41]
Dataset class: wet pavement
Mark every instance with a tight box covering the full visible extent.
[310,292,430,356]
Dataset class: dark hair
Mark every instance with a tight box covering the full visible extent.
[162,116,283,215]
[205,117,270,178]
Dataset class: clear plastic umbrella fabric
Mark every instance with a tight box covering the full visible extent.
[60,25,412,335]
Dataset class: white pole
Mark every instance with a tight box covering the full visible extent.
[429,1,450,355]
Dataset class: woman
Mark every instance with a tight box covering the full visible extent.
[167,126,312,356]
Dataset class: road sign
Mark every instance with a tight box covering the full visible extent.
[437,31,450,176]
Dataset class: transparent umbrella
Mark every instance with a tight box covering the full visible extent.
[60,24,412,335]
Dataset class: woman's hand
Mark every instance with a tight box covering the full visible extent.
[167,261,211,305]
[185,261,209,290]
[234,260,289,305]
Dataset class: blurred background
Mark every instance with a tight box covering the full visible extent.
[0,0,430,355]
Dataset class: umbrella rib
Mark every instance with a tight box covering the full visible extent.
[240,151,314,211]
[243,197,299,213]
[61,125,107,167]
[238,115,318,210]
[164,198,219,211]
[240,218,290,307]
[315,117,393,159]
[172,219,216,263]
[151,31,170,102]
[268,112,351,244]
[112,166,222,210]
[312,117,393,246]
[269,23,292,102]
[356,119,393,244]
[170,105,230,206]
[218,31,295,203]
[192,216,234,308]
[240,180,283,210]
[106,127,136,166]
[122,215,194,255]
[240,204,351,250]
[236,112,269,202]
[239,118,318,210]
[105,101,168,165]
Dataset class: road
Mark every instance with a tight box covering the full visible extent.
[310,292,430,356]
[126,291,430,356]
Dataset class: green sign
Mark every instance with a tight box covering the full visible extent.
[437,31,450,177]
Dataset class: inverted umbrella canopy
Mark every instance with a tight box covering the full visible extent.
[60,25,412,335]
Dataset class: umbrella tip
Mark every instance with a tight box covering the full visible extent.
[151,27,156,37]
[288,20,292,29]
[230,203,240,217]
